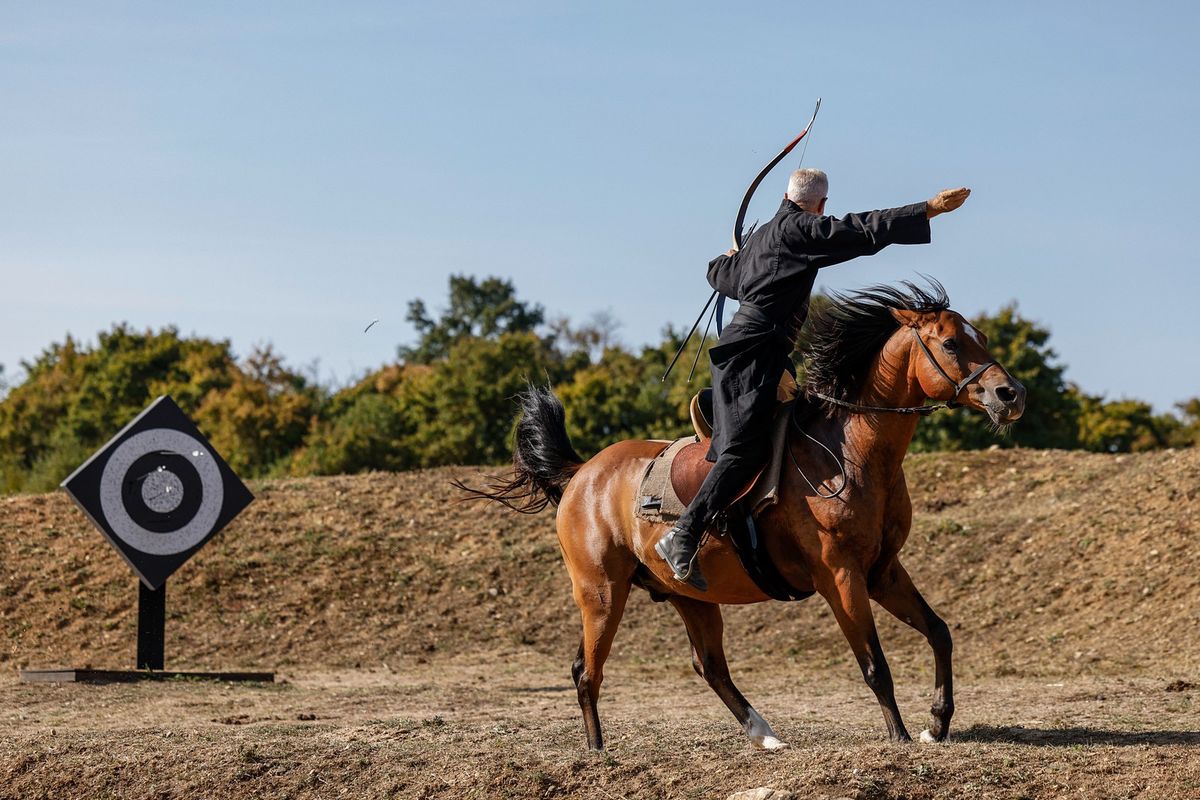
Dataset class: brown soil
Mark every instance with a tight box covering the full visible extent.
[2,448,1199,798]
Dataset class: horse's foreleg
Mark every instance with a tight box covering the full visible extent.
[668,596,787,750]
[871,558,954,742]
[570,574,632,751]
[815,563,911,742]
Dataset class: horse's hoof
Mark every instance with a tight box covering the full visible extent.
[750,735,789,751]
[919,729,944,744]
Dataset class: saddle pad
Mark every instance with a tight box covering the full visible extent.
[634,436,695,524]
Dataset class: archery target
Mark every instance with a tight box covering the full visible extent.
[61,395,254,589]
[99,429,224,556]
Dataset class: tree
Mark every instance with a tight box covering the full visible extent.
[289,364,429,475]
[193,345,321,476]
[911,304,1080,451]
[0,325,317,493]
[402,331,569,466]
[1167,398,1200,447]
[547,309,622,367]
[558,346,682,456]
[1074,392,1177,453]
[399,275,545,364]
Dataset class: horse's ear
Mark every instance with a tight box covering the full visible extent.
[890,308,926,328]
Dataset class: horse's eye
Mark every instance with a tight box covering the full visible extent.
[942,339,958,354]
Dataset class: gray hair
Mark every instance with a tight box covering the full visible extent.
[786,168,828,207]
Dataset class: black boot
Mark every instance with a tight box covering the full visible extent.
[654,524,707,591]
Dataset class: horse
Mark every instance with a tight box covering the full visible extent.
[458,281,1026,751]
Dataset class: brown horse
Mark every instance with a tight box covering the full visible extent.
[460,282,1026,751]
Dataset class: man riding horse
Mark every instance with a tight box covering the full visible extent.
[655,171,971,590]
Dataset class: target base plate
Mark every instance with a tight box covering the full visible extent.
[19,669,275,684]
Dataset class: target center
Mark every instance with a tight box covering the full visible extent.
[141,467,185,514]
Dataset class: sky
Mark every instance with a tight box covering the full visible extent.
[1,2,1197,411]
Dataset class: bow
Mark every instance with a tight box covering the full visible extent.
[662,98,822,383]
[732,97,822,251]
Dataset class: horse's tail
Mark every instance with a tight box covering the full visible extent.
[452,382,584,514]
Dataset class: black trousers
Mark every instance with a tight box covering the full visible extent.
[676,424,774,534]
[676,336,792,535]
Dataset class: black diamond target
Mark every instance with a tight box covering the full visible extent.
[62,396,253,589]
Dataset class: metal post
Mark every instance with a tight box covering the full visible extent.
[137,581,166,670]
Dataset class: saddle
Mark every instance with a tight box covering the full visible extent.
[635,371,810,602]
[639,370,801,521]
[671,369,801,507]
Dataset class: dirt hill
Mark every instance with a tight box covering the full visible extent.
[2,448,1198,678]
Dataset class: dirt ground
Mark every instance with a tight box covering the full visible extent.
[2,448,1199,798]
[3,656,1198,799]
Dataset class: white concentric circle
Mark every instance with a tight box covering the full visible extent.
[99,428,224,556]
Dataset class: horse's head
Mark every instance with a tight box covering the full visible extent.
[890,308,1026,425]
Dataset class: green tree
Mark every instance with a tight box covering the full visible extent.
[400,275,545,364]
[289,364,428,475]
[1166,398,1200,447]
[1074,393,1176,452]
[0,325,317,493]
[403,331,568,465]
[193,345,321,476]
[911,304,1080,451]
[558,347,675,455]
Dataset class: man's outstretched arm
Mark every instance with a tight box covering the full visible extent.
[926,187,971,219]
[784,186,971,267]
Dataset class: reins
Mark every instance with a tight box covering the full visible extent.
[805,329,997,416]
[786,413,849,499]
[784,328,999,500]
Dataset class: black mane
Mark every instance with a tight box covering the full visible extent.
[803,279,951,402]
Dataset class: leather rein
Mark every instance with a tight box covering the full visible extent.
[785,328,998,500]
[805,328,998,416]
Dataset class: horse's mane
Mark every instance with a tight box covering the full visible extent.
[803,279,951,402]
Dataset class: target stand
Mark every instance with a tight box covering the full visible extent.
[20,396,273,684]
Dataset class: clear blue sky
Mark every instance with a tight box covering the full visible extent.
[2,2,1197,410]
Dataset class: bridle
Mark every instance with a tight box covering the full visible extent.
[805,328,999,416]
[787,326,999,500]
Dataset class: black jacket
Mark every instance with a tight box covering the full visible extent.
[702,198,931,461]
[707,198,931,342]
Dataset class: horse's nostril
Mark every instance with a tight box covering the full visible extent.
[995,386,1016,404]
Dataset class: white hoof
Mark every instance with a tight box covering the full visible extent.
[750,734,789,751]
[745,708,787,751]
[919,729,941,744]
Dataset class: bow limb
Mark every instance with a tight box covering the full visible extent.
[731,97,822,250]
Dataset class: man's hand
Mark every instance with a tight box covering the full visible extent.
[725,247,738,257]
[927,187,971,219]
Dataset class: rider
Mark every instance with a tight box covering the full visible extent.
[655,169,971,590]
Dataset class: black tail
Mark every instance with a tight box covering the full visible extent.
[452,382,584,514]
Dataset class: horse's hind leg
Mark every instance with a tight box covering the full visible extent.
[668,596,787,750]
[569,570,633,751]
[871,558,954,742]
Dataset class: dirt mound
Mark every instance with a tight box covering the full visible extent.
[2,449,1199,678]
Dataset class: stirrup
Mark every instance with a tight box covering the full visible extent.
[654,528,708,591]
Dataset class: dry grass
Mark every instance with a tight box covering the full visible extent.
[2,448,1199,798]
